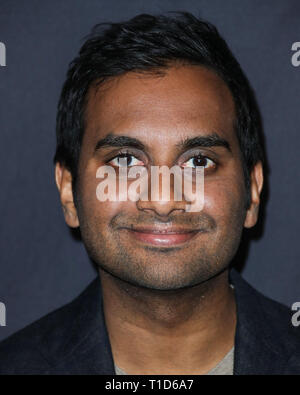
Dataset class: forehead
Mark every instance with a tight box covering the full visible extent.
[84,65,236,145]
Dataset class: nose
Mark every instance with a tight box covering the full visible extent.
[136,169,187,217]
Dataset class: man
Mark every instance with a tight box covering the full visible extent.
[0,12,299,375]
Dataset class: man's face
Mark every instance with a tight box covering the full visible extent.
[73,65,250,290]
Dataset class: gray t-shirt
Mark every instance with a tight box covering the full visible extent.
[114,346,234,375]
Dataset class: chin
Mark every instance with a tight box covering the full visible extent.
[105,265,217,292]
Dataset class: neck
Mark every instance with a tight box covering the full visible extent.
[100,268,236,375]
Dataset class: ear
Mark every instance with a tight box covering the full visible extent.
[244,161,264,229]
[55,163,79,228]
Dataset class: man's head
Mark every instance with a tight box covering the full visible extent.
[54,12,264,290]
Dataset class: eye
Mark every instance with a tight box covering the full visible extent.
[182,155,216,169]
[108,153,145,167]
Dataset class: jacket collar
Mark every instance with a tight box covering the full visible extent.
[42,278,115,375]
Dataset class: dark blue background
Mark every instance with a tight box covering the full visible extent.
[0,0,299,341]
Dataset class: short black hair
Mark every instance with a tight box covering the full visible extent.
[54,12,264,208]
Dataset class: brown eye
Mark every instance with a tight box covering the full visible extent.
[182,155,215,169]
[109,153,144,167]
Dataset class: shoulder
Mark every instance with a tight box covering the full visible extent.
[0,298,75,374]
[231,269,300,374]
[256,288,300,360]
[0,278,102,375]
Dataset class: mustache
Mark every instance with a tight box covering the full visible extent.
[110,212,216,231]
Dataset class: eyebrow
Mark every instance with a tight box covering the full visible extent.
[176,133,231,152]
[94,131,231,153]
[94,133,146,152]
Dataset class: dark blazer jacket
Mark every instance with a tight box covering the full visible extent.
[0,269,299,375]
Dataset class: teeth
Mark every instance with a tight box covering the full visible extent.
[139,230,191,234]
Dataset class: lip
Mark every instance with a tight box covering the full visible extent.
[121,226,202,247]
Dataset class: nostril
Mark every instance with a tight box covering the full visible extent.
[136,201,186,217]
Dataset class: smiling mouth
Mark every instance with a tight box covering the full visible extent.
[121,227,203,247]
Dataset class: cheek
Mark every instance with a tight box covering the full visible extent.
[203,175,246,228]
[78,168,133,230]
